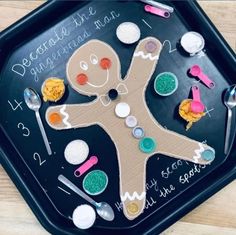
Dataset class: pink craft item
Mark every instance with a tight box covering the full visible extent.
[74,156,98,177]
[144,5,170,18]
[189,65,215,89]
[190,85,205,113]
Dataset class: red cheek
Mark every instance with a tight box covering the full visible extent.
[76,73,88,85]
[100,58,111,70]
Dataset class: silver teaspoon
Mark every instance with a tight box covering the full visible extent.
[24,88,52,155]
[223,85,236,154]
[58,174,115,221]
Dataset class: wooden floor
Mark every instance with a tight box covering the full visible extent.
[0,1,236,234]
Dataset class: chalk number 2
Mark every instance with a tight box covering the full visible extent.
[33,153,46,166]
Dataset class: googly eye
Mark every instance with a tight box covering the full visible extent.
[90,54,98,65]
[80,61,88,71]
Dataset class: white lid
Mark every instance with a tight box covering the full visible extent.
[125,115,138,128]
[115,102,131,118]
[72,204,96,229]
[116,22,141,44]
[64,140,89,165]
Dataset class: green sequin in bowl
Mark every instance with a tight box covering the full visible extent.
[82,170,108,195]
[154,72,178,96]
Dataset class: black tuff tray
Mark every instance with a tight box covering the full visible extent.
[0,1,236,234]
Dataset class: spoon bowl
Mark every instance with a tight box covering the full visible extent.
[190,100,205,113]
[224,85,236,109]
[96,202,115,221]
[190,65,201,77]
[223,85,236,154]
[24,88,41,111]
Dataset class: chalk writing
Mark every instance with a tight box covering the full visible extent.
[33,152,46,166]
[146,178,158,192]
[115,201,123,212]
[11,27,70,79]
[163,40,177,54]
[145,196,157,209]
[159,185,176,198]
[72,7,96,27]
[17,122,30,137]
[29,29,91,81]
[179,164,206,184]
[8,100,23,111]
[142,19,152,29]
[161,160,183,179]
[94,10,120,30]
[205,107,214,118]
[57,186,71,195]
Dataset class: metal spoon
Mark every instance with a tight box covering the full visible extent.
[58,174,115,221]
[224,85,236,154]
[24,88,52,155]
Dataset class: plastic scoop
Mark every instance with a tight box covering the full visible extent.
[190,85,205,113]
[189,65,215,89]
[74,156,98,177]
[144,5,170,18]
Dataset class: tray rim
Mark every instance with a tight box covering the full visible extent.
[0,0,236,234]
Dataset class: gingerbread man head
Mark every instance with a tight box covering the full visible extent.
[67,40,122,97]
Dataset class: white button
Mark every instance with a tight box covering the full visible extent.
[64,140,89,165]
[72,204,96,229]
[125,115,138,128]
[132,126,145,139]
[115,102,130,118]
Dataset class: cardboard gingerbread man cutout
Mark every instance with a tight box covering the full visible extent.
[46,37,215,220]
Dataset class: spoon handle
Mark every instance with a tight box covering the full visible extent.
[192,85,201,102]
[224,108,232,154]
[35,111,52,155]
[58,175,97,206]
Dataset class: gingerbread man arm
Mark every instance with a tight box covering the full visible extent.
[45,99,103,130]
[124,37,162,91]
[148,124,215,164]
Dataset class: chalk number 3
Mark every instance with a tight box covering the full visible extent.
[17,122,30,137]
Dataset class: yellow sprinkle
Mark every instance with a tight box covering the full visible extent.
[42,77,65,102]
